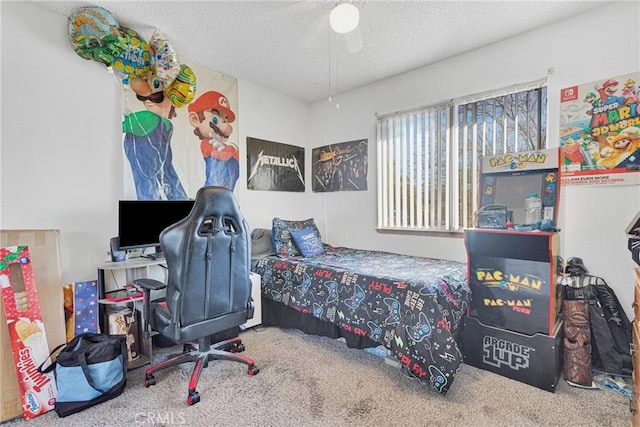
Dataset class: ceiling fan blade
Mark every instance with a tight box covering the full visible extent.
[344,26,363,53]
[296,12,327,49]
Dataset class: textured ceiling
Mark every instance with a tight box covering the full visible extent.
[30,0,612,103]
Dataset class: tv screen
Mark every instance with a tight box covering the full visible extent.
[118,200,195,253]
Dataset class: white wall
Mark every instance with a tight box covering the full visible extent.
[309,1,640,318]
[0,2,317,284]
[1,2,638,318]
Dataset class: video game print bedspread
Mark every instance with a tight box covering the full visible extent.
[253,245,471,394]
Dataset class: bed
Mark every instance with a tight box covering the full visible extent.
[251,220,471,395]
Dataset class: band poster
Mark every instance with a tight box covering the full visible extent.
[559,72,640,186]
[246,137,305,192]
[120,60,239,200]
[312,139,368,192]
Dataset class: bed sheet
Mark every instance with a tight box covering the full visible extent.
[253,245,471,394]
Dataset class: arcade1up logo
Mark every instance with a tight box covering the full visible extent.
[482,335,535,371]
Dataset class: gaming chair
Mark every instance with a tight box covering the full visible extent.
[134,186,259,405]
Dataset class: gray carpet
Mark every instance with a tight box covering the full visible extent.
[4,326,630,426]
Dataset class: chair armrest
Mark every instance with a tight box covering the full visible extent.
[132,278,166,339]
[133,278,166,291]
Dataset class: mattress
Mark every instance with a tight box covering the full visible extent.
[252,245,471,394]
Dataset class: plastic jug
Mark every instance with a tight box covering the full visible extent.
[524,193,542,224]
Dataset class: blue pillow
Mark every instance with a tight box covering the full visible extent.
[272,217,321,257]
[289,227,325,257]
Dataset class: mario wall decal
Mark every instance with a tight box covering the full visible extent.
[188,91,239,190]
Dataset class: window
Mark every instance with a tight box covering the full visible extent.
[376,82,547,232]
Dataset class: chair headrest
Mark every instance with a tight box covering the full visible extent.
[190,186,242,220]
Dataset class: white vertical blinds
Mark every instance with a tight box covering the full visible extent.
[377,83,547,232]
[376,103,453,230]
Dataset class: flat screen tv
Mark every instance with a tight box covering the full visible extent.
[118,200,195,258]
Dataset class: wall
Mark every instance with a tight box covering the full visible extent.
[1,2,638,318]
[310,1,640,318]
[0,2,319,285]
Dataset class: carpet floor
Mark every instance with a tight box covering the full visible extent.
[3,326,631,426]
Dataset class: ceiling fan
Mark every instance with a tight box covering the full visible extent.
[263,1,364,54]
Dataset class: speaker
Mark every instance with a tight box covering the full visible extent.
[110,237,127,262]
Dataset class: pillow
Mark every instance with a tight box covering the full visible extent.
[272,217,322,257]
[251,228,275,256]
[290,227,325,257]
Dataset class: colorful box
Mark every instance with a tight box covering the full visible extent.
[107,306,141,363]
[0,245,56,419]
[462,316,563,392]
[63,281,99,342]
[0,230,65,422]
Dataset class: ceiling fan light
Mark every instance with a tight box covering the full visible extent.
[330,3,359,34]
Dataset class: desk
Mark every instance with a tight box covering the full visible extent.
[97,257,164,369]
[243,273,262,329]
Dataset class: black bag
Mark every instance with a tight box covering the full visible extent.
[39,333,128,417]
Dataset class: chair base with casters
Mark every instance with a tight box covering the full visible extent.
[136,276,260,406]
[143,335,259,405]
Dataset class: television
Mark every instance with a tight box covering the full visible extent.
[118,200,195,258]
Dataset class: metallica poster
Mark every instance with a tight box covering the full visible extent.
[246,137,305,192]
[559,71,640,186]
[312,139,368,192]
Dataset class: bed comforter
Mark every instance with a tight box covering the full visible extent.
[253,245,471,394]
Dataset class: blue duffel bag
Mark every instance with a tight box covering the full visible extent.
[39,333,128,417]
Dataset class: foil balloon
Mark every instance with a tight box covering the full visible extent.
[67,6,126,66]
[166,64,197,108]
[149,30,181,87]
[111,27,153,78]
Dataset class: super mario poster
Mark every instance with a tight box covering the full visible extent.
[312,139,368,192]
[559,72,640,186]
[120,60,239,200]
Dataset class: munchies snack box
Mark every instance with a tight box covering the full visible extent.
[0,245,56,419]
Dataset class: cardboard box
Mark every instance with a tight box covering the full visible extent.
[107,306,141,363]
[462,316,563,393]
[0,246,57,419]
[0,230,65,422]
[633,319,640,374]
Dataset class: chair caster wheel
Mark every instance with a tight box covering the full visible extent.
[144,375,156,387]
[247,366,259,376]
[187,391,200,406]
[231,343,245,353]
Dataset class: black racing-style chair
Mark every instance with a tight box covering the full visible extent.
[134,186,259,405]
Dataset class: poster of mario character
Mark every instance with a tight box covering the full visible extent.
[122,76,188,200]
[559,71,640,187]
[188,91,239,190]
